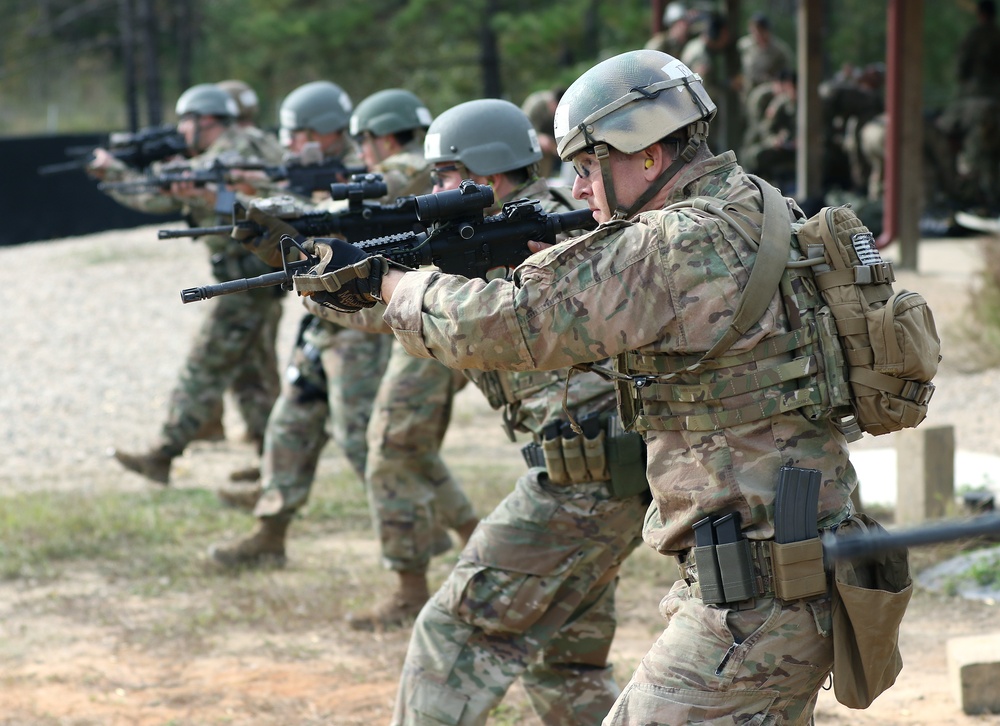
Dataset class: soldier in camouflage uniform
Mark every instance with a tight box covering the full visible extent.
[382,97,649,725]
[209,80,394,568]
[301,50,856,724]
[90,84,286,485]
[341,89,480,629]
[939,0,1000,211]
[736,13,792,108]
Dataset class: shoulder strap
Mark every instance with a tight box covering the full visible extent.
[668,176,793,370]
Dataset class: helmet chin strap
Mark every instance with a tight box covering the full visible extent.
[591,119,710,221]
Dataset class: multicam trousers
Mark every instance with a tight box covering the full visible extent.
[253,316,391,517]
[365,339,477,572]
[603,577,834,725]
[391,469,647,726]
[157,287,283,456]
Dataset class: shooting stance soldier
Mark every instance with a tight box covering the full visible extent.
[294,50,859,724]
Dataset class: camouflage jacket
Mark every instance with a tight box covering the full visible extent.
[383,150,856,553]
[375,138,432,201]
[102,124,285,263]
[738,34,793,92]
[463,177,616,437]
[247,140,364,206]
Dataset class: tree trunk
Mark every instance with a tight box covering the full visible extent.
[118,0,139,132]
[137,0,162,126]
[480,0,502,98]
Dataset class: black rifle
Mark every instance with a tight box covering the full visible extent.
[181,236,321,302]
[821,511,1000,562]
[159,174,422,243]
[346,192,596,279]
[37,125,188,176]
[99,156,365,196]
[179,180,597,303]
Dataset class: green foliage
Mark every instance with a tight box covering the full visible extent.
[0,0,985,133]
[966,548,1000,588]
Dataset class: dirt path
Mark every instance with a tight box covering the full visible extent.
[1,226,999,724]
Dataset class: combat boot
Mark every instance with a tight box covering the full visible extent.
[228,465,261,483]
[207,514,291,570]
[216,481,263,511]
[346,570,430,632]
[111,448,172,485]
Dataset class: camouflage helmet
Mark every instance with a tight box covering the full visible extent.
[554,49,716,161]
[424,99,542,176]
[349,89,433,138]
[279,81,353,134]
[175,83,239,119]
[217,79,259,123]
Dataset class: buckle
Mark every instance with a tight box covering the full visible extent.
[901,380,935,405]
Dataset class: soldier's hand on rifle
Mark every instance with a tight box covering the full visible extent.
[86,148,118,180]
[226,168,270,196]
[527,240,553,254]
[170,178,216,207]
[231,204,302,267]
[293,238,390,313]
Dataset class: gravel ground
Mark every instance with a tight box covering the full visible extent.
[0,223,309,495]
[0,224,996,495]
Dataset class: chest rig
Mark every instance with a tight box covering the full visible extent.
[610,178,845,435]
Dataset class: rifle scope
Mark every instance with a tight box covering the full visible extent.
[414,180,494,224]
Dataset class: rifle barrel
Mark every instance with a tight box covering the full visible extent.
[159,225,233,239]
[821,512,1000,561]
[180,270,290,303]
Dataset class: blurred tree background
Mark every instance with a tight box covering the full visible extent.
[0,0,978,135]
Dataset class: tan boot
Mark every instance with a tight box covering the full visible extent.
[346,570,430,631]
[112,448,172,485]
[228,466,262,483]
[216,481,263,511]
[207,515,290,569]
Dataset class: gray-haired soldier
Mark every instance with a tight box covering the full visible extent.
[299,50,856,725]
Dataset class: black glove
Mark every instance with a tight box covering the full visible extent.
[232,205,301,268]
[293,237,388,313]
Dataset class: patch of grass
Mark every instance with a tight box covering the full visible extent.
[965,546,1000,588]
[0,487,245,582]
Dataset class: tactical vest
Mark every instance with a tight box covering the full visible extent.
[611,176,938,440]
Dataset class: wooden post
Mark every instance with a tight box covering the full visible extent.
[896,425,955,525]
[796,0,823,203]
[879,0,924,271]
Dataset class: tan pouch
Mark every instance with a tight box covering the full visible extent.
[541,437,569,484]
[561,434,589,483]
[770,538,827,601]
[830,513,912,709]
[582,429,609,481]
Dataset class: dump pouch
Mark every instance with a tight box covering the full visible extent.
[828,513,912,709]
